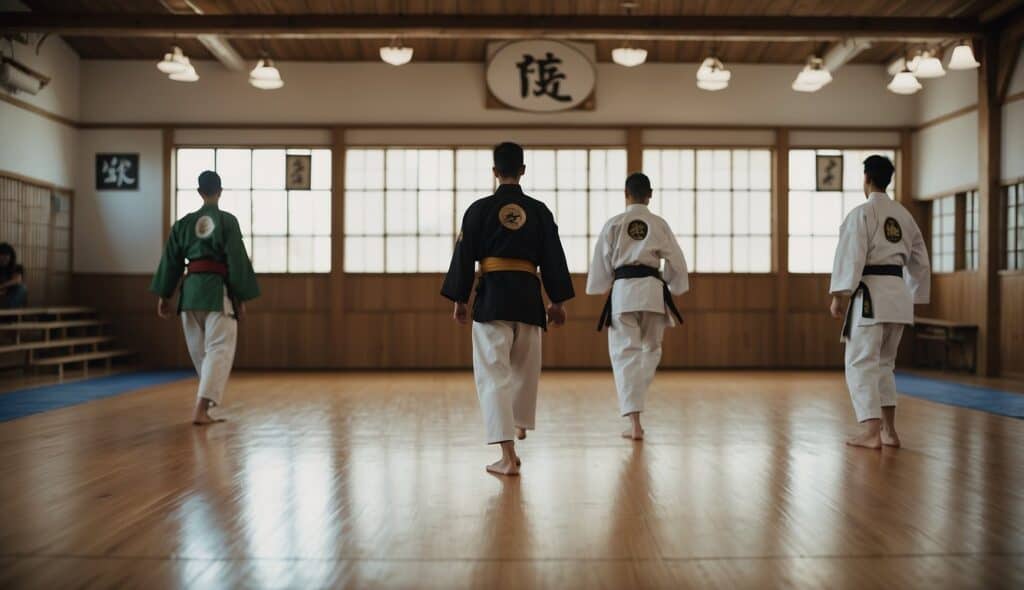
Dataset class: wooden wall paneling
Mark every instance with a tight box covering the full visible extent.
[773,129,789,366]
[998,273,1024,379]
[978,34,1003,376]
[786,274,843,368]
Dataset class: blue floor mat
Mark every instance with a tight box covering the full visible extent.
[895,372,1024,419]
[0,370,194,422]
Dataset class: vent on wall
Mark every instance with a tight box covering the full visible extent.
[0,56,51,96]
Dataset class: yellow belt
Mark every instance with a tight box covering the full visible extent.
[480,257,537,275]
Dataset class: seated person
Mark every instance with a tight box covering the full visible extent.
[0,243,27,309]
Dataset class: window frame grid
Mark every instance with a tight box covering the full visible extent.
[342,144,627,275]
[1006,182,1024,271]
[964,189,980,271]
[930,194,956,274]
[174,145,332,275]
[786,147,899,275]
[642,146,775,274]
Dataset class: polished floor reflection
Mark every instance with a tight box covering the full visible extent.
[0,371,1021,589]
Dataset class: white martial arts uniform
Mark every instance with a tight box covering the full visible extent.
[587,203,690,415]
[830,192,930,422]
[472,320,542,444]
[182,290,237,406]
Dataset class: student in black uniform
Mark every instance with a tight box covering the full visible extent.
[442,142,575,476]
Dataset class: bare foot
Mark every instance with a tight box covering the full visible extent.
[881,429,901,448]
[192,414,226,426]
[516,427,527,440]
[845,429,881,449]
[486,458,520,476]
[622,426,644,441]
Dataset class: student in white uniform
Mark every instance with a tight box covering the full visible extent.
[587,172,689,440]
[829,155,930,448]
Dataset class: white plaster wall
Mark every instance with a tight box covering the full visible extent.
[79,60,918,127]
[914,112,979,199]
[74,130,164,273]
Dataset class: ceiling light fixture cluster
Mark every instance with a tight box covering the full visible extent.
[249,57,284,90]
[887,40,978,96]
[611,46,648,67]
[696,56,731,91]
[380,38,414,66]
[792,56,832,93]
[156,46,198,82]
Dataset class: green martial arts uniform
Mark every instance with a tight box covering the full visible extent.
[149,203,260,311]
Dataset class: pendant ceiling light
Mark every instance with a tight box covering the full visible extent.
[791,56,832,92]
[696,56,730,91]
[912,49,945,78]
[380,38,414,66]
[249,57,283,90]
[948,41,980,70]
[887,66,922,95]
[157,46,189,75]
[612,46,648,67]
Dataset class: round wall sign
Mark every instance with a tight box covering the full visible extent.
[486,40,596,113]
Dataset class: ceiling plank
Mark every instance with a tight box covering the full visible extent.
[0,13,985,42]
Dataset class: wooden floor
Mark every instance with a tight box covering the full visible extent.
[0,371,1021,589]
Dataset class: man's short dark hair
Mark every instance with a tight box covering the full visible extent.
[863,155,895,191]
[625,172,652,199]
[198,170,222,197]
[493,142,524,178]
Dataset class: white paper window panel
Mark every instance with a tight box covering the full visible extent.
[177,149,215,189]
[650,190,696,235]
[562,236,588,274]
[287,236,331,273]
[557,191,588,236]
[456,150,495,190]
[214,149,252,190]
[589,150,627,189]
[252,236,288,273]
[252,150,286,189]
[288,191,331,236]
[345,191,384,236]
[345,237,384,272]
[386,236,418,272]
[220,191,252,235]
[252,191,288,235]
[345,149,386,190]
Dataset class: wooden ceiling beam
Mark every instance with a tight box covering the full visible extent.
[0,13,987,42]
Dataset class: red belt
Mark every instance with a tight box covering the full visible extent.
[187,259,228,276]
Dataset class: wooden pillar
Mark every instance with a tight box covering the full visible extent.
[162,127,173,243]
[626,127,642,173]
[773,128,789,365]
[977,35,1002,377]
[329,127,347,367]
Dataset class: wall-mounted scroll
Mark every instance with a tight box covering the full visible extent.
[286,154,312,190]
[95,153,139,190]
[816,155,843,191]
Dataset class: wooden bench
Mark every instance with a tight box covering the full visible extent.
[31,349,134,381]
[0,335,114,355]
[0,306,95,320]
[913,317,979,373]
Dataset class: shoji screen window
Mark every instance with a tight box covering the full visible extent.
[1007,182,1024,270]
[930,195,955,272]
[175,147,331,273]
[643,148,772,272]
[520,148,627,272]
[345,148,456,273]
[788,149,896,273]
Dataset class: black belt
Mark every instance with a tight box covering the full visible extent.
[841,265,904,340]
[597,265,683,331]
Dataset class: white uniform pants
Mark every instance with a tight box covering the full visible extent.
[472,320,542,444]
[182,295,237,406]
[844,321,903,422]
[609,311,666,416]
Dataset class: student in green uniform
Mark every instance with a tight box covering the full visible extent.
[150,170,260,425]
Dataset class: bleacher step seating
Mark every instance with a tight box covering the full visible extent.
[0,307,135,382]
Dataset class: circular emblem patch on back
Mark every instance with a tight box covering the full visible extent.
[499,204,527,230]
[883,217,903,243]
[627,220,649,241]
[195,215,216,239]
